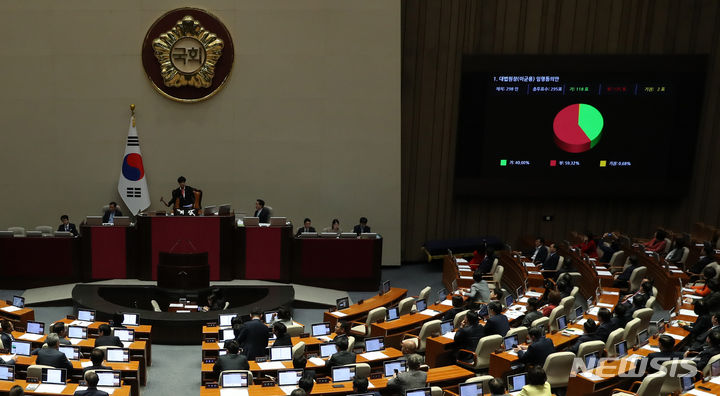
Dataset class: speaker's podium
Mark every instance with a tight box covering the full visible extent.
[157,249,209,290]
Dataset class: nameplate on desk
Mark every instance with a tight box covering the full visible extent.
[206,322,217,327]
[255,356,268,362]
[207,338,217,343]
[370,372,383,380]
[26,377,39,383]
[204,358,216,364]
[262,381,275,387]
[316,378,331,384]
[206,383,218,388]
[358,299,364,305]
[299,333,310,338]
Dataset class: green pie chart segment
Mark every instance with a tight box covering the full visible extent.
[553,103,604,153]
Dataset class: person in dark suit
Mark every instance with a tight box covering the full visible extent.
[101,202,122,223]
[386,354,427,394]
[254,199,270,223]
[236,308,270,360]
[595,308,617,343]
[203,288,227,312]
[333,321,351,347]
[541,243,560,276]
[57,215,78,236]
[688,329,720,371]
[0,320,15,351]
[484,302,509,337]
[213,340,249,377]
[626,294,647,321]
[531,237,549,264]
[296,218,316,236]
[74,371,109,396]
[442,295,466,321]
[612,303,630,329]
[353,376,381,396]
[643,335,683,373]
[293,356,316,379]
[689,313,720,351]
[94,324,122,348]
[272,322,292,347]
[521,298,544,328]
[568,319,600,355]
[326,336,356,369]
[32,333,73,370]
[51,322,71,346]
[8,385,23,396]
[82,349,112,375]
[613,256,640,289]
[223,323,244,350]
[683,301,712,345]
[476,248,496,275]
[515,326,555,367]
[352,217,371,235]
[161,176,196,209]
[454,310,484,362]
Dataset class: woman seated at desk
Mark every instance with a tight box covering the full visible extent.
[323,219,342,233]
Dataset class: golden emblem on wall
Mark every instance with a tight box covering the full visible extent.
[152,16,223,88]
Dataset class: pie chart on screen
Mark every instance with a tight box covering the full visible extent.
[552,103,604,153]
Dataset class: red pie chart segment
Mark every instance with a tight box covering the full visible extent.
[553,104,591,153]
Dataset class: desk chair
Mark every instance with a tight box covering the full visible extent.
[570,286,581,302]
[430,386,442,396]
[645,296,656,309]
[707,262,720,281]
[663,238,672,255]
[632,308,653,334]
[398,297,415,316]
[350,307,386,338]
[453,310,469,329]
[623,318,641,348]
[418,286,432,302]
[576,340,605,358]
[219,370,253,386]
[7,227,25,237]
[345,363,370,378]
[611,371,665,396]
[568,272,583,288]
[703,354,720,377]
[560,296,575,319]
[541,256,565,279]
[35,225,53,236]
[531,316,550,330]
[464,375,494,390]
[659,359,695,395]
[627,266,647,292]
[486,266,504,290]
[151,300,161,312]
[403,320,441,353]
[543,352,575,388]
[292,342,305,360]
[456,334,502,372]
[286,324,304,337]
[27,364,53,381]
[607,251,627,273]
[605,328,625,357]
[548,306,564,332]
[678,247,690,267]
[506,327,528,344]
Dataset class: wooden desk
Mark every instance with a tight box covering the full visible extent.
[0,301,35,326]
[56,319,153,365]
[370,303,452,349]
[322,287,407,329]
[0,380,132,395]
[488,329,580,377]
[566,346,655,396]
[680,380,720,395]
[628,246,687,310]
[0,235,81,289]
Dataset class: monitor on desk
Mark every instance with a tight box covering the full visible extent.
[380,280,391,295]
[68,326,87,339]
[278,369,303,386]
[113,328,135,342]
[269,217,287,226]
[219,313,237,327]
[657,319,666,334]
[384,360,407,377]
[311,322,331,337]
[386,307,399,321]
[11,341,31,356]
[340,232,358,238]
[242,217,260,227]
[415,299,427,312]
[77,309,95,322]
[681,373,695,392]
[405,388,432,396]
[587,297,593,308]
[516,286,524,299]
[26,321,44,335]
[711,358,720,378]
[220,328,235,342]
[202,206,218,216]
[218,204,232,216]
[95,370,121,387]
[106,348,130,363]
[270,346,292,361]
[365,337,385,352]
[575,306,584,322]
[41,368,67,385]
[332,366,355,382]
[614,340,628,358]
[336,297,349,310]
[0,365,14,381]
[584,352,600,371]
[85,216,103,226]
[220,371,249,388]
[440,320,454,335]
[319,342,337,358]
[557,315,568,331]
[436,288,449,304]
[508,372,527,392]
[113,216,131,226]
[121,313,139,326]
[458,382,483,396]
[298,232,318,238]
[505,294,514,308]
[321,232,338,238]
[12,296,24,308]
[637,329,649,347]
[264,311,277,324]
[360,233,377,239]
[58,346,80,361]
[503,334,519,351]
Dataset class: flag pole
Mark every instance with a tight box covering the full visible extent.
[130,104,135,127]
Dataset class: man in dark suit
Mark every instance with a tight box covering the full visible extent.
[596,308,617,342]
[688,329,720,371]
[541,243,560,276]
[442,295,466,321]
[272,322,292,347]
[213,340,249,377]
[476,248,495,274]
[352,376,381,396]
[295,218,316,236]
[75,371,109,396]
[454,310,484,362]
[254,199,270,223]
[237,308,270,360]
[643,335,683,373]
[57,215,78,236]
[612,304,630,329]
[484,302,509,337]
[613,256,640,289]
[352,217,371,235]
[94,324,122,348]
[161,176,196,210]
[531,237,549,264]
[0,320,15,351]
[689,313,720,351]
[521,298,544,328]
[32,333,73,370]
[626,295,647,321]
[326,336,356,369]
[82,349,112,374]
[516,326,555,367]
[52,322,71,346]
[333,321,351,347]
[102,202,123,223]
[569,319,600,355]
[386,354,427,394]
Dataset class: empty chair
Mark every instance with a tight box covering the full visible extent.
[632,308,653,333]
[397,297,415,316]
[456,334,502,371]
[347,363,370,378]
[486,265,504,290]
[27,364,53,380]
[430,386,442,396]
[350,307,386,337]
[346,336,356,351]
[623,318,641,348]
[35,225,53,236]
[151,300,161,312]
[506,326,528,344]
[607,251,627,272]
[548,306,564,332]
[531,316,550,330]
[8,227,26,237]
[292,341,305,360]
[568,272,583,288]
[611,371,665,396]
[576,340,605,358]
[219,370,253,386]
[659,359,696,395]
[679,247,690,266]
[454,310,469,329]
[560,296,575,319]
[403,320,441,353]
[543,352,576,388]
[605,328,625,357]
[286,324,304,337]
[703,354,720,377]
[418,286,432,302]
[464,375,494,390]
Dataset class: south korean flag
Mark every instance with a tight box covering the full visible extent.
[117,111,151,215]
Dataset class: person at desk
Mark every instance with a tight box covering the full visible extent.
[643,335,683,373]
[0,320,15,351]
[8,385,23,396]
[223,323,244,350]
[517,366,552,396]
[333,321,352,346]
[540,243,560,278]
[595,308,617,342]
[462,271,491,305]
[531,237,549,264]
[689,243,716,277]
[576,232,598,258]
[160,176,196,210]
[326,336,356,369]
[254,199,270,223]
[297,376,314,394]
[296,218,316,236]
[272,322,292,347]
[213,340,249,377]
[32,333,73,370]
[82,349,112,374]
[690,267,716,296]
[58,215,78,236]
[568,319,599,355]
[687,329,720,371]
[203,288,226,312]
[644,229,669,253]
[442,295,466,321]
[626,294,646,320]
[75,371,109,396]
[682,301,712,343]
[51,322,71,345]
[323,219,342,233]
[237,308,270,360]
[521,298,544,328]
[476,247,496,275]
[272,307,294,328]
[702,280,720,311]
[95,324,122,348]
[613,256,640,289]
[353,377,380,396]
[290,390,306,396]
[515,327,555,368]
[484,302,509,337]
[688,313,720,352]
[454,311,485,362]
[665,236,687,264]
[102,202,122,223]
[386,354,427,395]
[353,217,370,235]
[542,291,562,317]
[488,378,507,396]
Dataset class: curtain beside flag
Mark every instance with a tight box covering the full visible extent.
[118,110,151,215]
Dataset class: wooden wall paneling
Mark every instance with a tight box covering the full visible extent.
[524,0,544,53]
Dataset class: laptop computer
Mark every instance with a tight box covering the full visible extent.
[614,340,628,358]
[264,311,277,324]
[332,366,356,382]
[320,342,337,358]
[113,217,131,226]
[220,371,249,388]
[77,309,95,322]
[270,346,292,361]
[269,217,287,226]
[415,299,427,312]
[711,358,720,378]
[219,314,237,327]
[113,328,135,342]
[106,348,130,363]
[440,320,454,335]
[360,233,377,239]
[218,204,232,216]
[557,315,568,331]
[508,373,527,392]
[67,326,87,339]
[386,307,399,321]
[311,322,331,337]
[405,388,432,396]
[336,297,349,310]
[458,382,483,396]
[121,313,139,326]
[516,286,524,299]
[11,341,31,356]
[365,337,385,352]
[41,367,67,384]
[384,360,407,377]
[321,232,339,238]
[26,321,44,335]
[220,328,235,342]
[58,346,80,361]
[681,373,695,392]
[95,370,121,387]
[503,334,519,351]
[584,351,600,371]
[12,296,24,308]
[85,216,103,226]
[278,369,303,387]
[298,232,318,238]
[637,330,649,347]
[505,294,514,308]
[202,206,218,216]
[0,365,14,381]
[243,217,260,227]
[574,306,584,322]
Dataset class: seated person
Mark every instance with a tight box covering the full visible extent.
[323,219,342,233]
[568,319,599,355]
[296,218,316,236]
[442,295,466,321]
[57,215,78,236]
[9,385,23,396]
[484,302,509,337]
[333,321,352,345]
[702,279,720,312]
[0,320,15,351]
[83,348,112,374]
[613,256,640,289]
[542,291,562,317]
[290,390,306,396]
[160,176,196,210]
[644,229,668,252]
[353,217,371,235]
[353,376,380,396]
[595,308,617,342]
[690,267,716,296]
[626,294,647,320]
[213,340,249,377]
[32,333,73,370]
[386,354,427,394]
[515,326,554,367]
[488,378,507,396]
[203,288,227,312]
[326,336,356,369]
[462,271,491,304]
[454,311,484,361]
[683,301,712,342]
[643,335,682,373]
[689,243,716,276]
[272,307,294,328]
[293,356,316,379]
[687,329,720,371]
[517,366,552,396]
[95,324,122,348]
[401,337,418,358]
[468,245,486,266]
[531,237,549,264]
[298,376,314,394]
[75,371,109,396]
[102,201,123,223]
[476,247,496,274]
[577,232,598,258]
[556,278,572,299]
[254,199,270,223]
[665,237,687,264]
[272,322,292,347]
[541,243,560,276]
[688,313,720,351]
[521,297,544,328]
[51,322,71,345]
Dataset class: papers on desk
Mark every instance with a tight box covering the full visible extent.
[671,270,684,274]
[679,309,698,317]
[70,338,83,345]
[75,386,116,395]
[308,357,326,366]
[596,303,614,308]
[641,345,661,353]
[456,258,468,263]
[576,319,587,326]
[578,372,604,381]
[666,333,685,341]
[458,265,471,271]
[443,332,456,340]
[34,384,66,394]
[331,311,347,317]
[505,350,518,356]
[18,333,42,341]
[220,388,249,396]
[122,341,133,348]
[0,306,21,313]
[505,310,525,320]
[518,297,529,303]
[669,265,679,270]
[460,276,473,280]
[683,287,697,293]
[684,294,702,300]
[587,307,600,316]
[169,303,183,308]
[0,355,14,363]
[596,270,612,276]
[686,389,716,396]
[603,291,619,296]
[625,354,644,362]
[217,343,224,349]
[317,335,333,342]
[69,320,93,327]
[280,386,297,395]
[418,309,440,317]
[561,328,584,336]
[525,291,543,298]
[360,351,388,360]
[367,381,376,388]
[80,361,93,368]
[257,361,286,370]
[524,262,536,268]
[176,310,191,313]
[440,299,454,306]
[709,376,720,384]
[528,271,541,275]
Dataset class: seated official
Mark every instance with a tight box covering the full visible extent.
[333,321,352,345]
[254,199,270,223]
[702,279,720,312]
[442,295,466,321]
[9,385,23,396]
[613,256,640,289]
[521,298,544,328]
[612,303,630,329]
[488,378,507,396]
[643,335,682,373]
[626,294,647,320]
[476,248,496,274]
[160,176,196,210]
[58,215,78,236]
[595,308,617,343]
[203,288,227,312]
[272,307,294,328]
[568,319,600,355]
[689,243,716,276]
[353,376,381,396]
[272,322,292,347]
[687,329,720,371]
[665,237,687,264]
[32,333,73,370]
[454,311,484,361]
[352,217,370,235]
[517,366,552,396]
[644,229,668,252]
[688,313,720,351]
[293,356,316,379]
[0,320,15,352]
[298,376,314,393]
[51,322,71,346]
[326,336,356,369]
[515,327,554,367]
[290,390,306,396]
[683,301,711,343]
[323,218,342,233]
[541,243,560,275]
[95,324,122,348]
[531,237,549,264]
[74,371,109,396]
[542,291,562,317]
[386,354,427,394]
[296,218,316,236]
[577,232,598,258]
[82,349,112,374]
[556,278,572,299]
[462,271,491,304]
[213,340,249,377]
[690,267,716,296]
[102,201,123,223]
[237,308,270,360]
[484,302,509,337]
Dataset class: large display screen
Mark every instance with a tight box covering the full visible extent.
[454,55,706,197]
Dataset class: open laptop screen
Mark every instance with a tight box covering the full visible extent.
[332,366,356,382]
[96,370,121,387]
[41,368,66,384]
[77,309,95,322]
[365,337,385,352]
[221,371,248,388]
[278,369,303,386]
[311,323,331,337]
[458,383,483,396]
